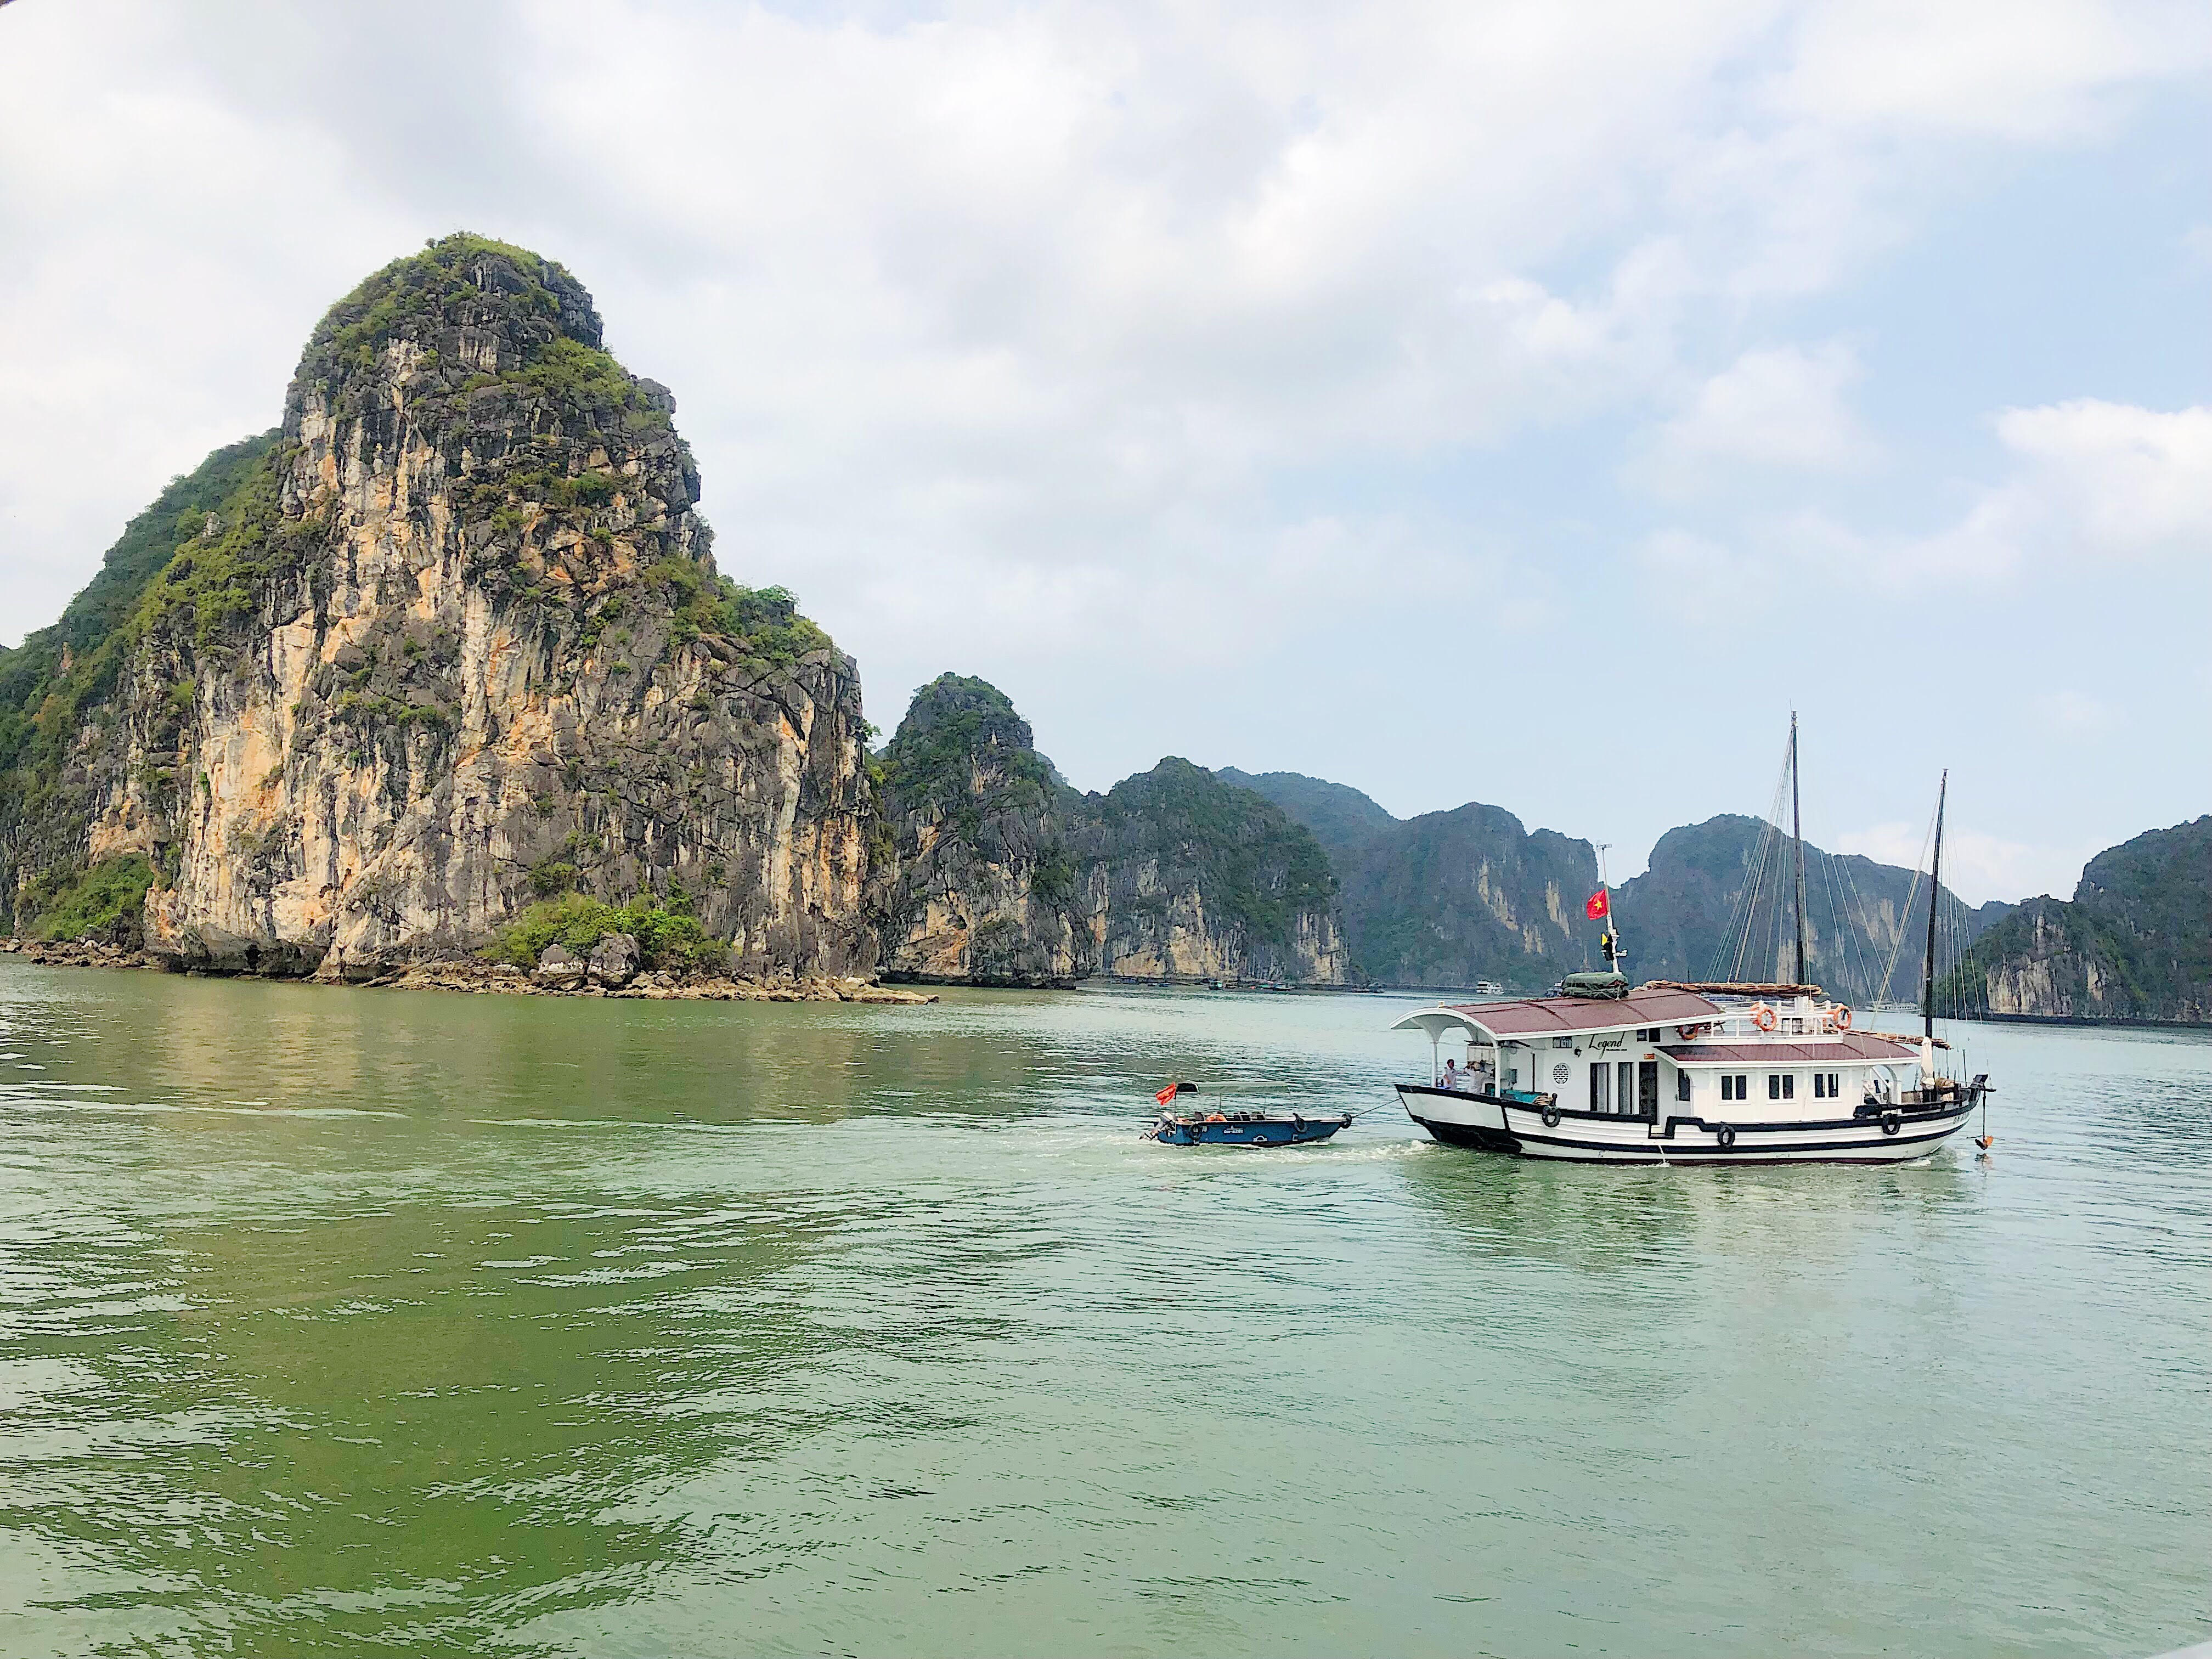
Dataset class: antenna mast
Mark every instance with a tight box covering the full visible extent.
[1922,770,1948,1044]
[1790,712,1807,990]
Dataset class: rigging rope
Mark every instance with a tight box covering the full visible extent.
[1875,797,1941,1005]
[1711,737,1794,984]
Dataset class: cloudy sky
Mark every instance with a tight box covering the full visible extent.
[3,0,2207,902]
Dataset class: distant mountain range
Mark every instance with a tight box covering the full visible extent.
[1221,770,2012,1001]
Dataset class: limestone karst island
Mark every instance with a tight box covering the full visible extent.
[0,236,2203,1023]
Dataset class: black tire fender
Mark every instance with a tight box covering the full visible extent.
[1716,1124,1737,1148]
[1881,1111,1902,1136]
[1541,1105,1561,1128]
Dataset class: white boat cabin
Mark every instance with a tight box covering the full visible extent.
[1395,985,1931,1124]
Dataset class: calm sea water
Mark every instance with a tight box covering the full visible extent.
[0,961,2207,1659]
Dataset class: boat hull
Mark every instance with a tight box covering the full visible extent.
[1396,1084,1975,1165]
[1149,1115,1350,1147]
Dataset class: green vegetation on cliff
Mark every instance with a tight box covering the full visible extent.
[296,233,670,432]
[0,436,281,928]
[651,560,831,670]
[482,892,730,974]
[23,855,155,945]
[876,677,1344,983]
[1098,759,1337,950]
[882,674,1059,826]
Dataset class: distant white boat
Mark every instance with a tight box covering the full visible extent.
[1473,979,1503,996]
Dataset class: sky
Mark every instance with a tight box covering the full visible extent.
[1,0,2207,905]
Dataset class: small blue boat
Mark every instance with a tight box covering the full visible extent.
[1143,1082,1351,1146]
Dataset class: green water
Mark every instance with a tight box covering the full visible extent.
[0,961,2207,1658]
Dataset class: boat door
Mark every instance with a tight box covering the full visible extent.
[1638,1059,1659,1119]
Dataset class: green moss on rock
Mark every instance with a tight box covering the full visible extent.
[27,855,156,945]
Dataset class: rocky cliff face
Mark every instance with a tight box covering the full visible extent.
[1614,816,2009,1003]
[1230,775,2016,995]
[1945,817,2210,1022]
[877,678,1345,984]
[874,675,1090,984]
[1,234,874,979]
[1221,770,1596,987]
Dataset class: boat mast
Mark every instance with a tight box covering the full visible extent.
[1922,770,1948,1045]
[1597,842,1622,975]
[1790,712,1807,991]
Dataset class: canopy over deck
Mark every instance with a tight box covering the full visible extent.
[1391,986,1724,1043]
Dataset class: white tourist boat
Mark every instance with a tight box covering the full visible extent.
[1392,983,1984,1163]
[1390,720,1990,1165]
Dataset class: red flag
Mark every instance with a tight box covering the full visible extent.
[1155,1082,1180,1107]
[1585,889,1609,920]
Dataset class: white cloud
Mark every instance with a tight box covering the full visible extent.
[1874,398,2212,580]
[1656,398,2212,596]
[1769,0,2212,139]
[1629,341,1877,497]
[1993,400,2212,556]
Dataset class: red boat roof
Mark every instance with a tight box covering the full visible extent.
[1662,1033,1920,1064]
[1429,986,1724,1038]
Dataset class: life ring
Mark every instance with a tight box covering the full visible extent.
[1880,1111,1901,1136]
[1833,1005,1853,1031]
[1541,1104,1561,1128]
[1677,1023,1701,1040]
[1206,1112,1226,1122]
[1716,1124,1736,1148]
[1752,1003,1778,1032]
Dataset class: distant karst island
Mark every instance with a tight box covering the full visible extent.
[2,235,2203,1022]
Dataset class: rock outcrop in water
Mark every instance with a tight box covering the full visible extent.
[1942,817,2211,1022]
[877,677,1345,984]
[0,234,874,980]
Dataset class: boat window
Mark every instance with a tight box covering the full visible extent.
[1814,1073,1827,1099]
[1617,1061,1634,1116]
[1735,1073,1747,1098]
[1827,1072,1840,1098]
[1590,1064,1610,1113]
[1675,1071,1690,1103]
[1720,1074,1734,1102]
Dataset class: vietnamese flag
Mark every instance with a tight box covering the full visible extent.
[1155,1082,1181,1107]
[1585,889,1610,920]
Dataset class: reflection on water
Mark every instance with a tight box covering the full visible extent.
[1,964,2208,1658]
